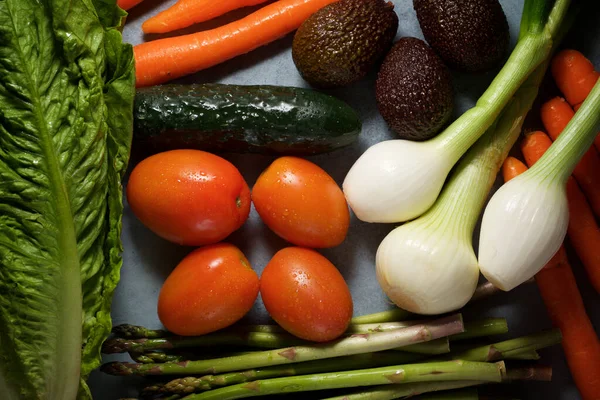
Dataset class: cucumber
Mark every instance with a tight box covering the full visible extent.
[133,84,362,155]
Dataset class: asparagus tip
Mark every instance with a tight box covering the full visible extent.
[112,324,169,339]
[112,324,140,337]
[140,383,167,396]
[163,376,210,394]
[100,361,143,376]
[102,338,134,354]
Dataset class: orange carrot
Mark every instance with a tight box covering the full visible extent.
[541,97,600,217]
[552,49,600,153]
[566,176,600,294]
[143,0,270,34]
[501,156,528,183]
[536,247,600,400]
[521,131,600,294]
[521,131,551,168]
[552,49,600,108]
[503,154,600,400]
[118,0,145,11]
[134,0,339,87]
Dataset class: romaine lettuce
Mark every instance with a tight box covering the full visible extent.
[0,0,134,398]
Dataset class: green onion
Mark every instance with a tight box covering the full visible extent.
[375,62,549,315]
[478,78,600,291]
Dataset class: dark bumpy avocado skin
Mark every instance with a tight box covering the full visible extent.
[413,0,509,72]
[376,37,453,141]
[292,0,399,88]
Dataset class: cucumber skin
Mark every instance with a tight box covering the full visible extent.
[133,84,362,155]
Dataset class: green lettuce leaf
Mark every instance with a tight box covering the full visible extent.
[0,0,134,398]
[79,0,135,392]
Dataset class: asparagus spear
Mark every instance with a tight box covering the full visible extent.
[505,351,540,360]
[101,314,463,376]
[448,329,561,362]
[345,318,506,346]
[110,320,417,341]
[113,324,169,339]
[104,331,449,356]
[450,319,508,341]
[129,350,261,364]
[129,351,187,364]
[111,317,505,353]
[103,332,306,354]
[141,352,427,396]
[351,309,413,325]
[322,382,482,400]
[107,318,506,357]
[179,361,505,400]
[323,365,550,400]
[398,318,510,354]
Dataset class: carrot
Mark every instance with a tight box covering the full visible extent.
[552,49,600,108]
[502,155,600,400]
[535,247,600,400]
[540,97,600,217]
[118,0,145,11]
[134,0,339,87]
[552,49,600,153]
[566,175,600,293]
[520,130,551,168]
[143,0,270,34]
[521,131,600,294]
[501,156,528,183]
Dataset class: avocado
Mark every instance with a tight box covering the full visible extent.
[292,0,399,88]
[376,37,453,141]
[413,0,509,72]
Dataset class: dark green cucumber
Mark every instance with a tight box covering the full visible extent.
[134,84,362,155]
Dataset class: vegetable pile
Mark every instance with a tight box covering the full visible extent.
[1,0,599,399]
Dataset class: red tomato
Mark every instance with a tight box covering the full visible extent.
[252,157,350,248]
[260,247,353,342]
[158,243,259,336]
[127,150,251,246]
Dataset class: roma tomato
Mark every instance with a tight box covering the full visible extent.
[260,247,353,342]
[127,150,251,246]
[158,243,259,336]
[252,157,349,248]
